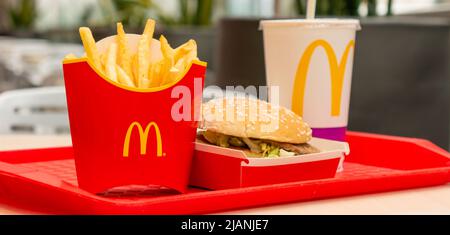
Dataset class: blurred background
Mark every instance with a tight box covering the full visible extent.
[0,0,449,150]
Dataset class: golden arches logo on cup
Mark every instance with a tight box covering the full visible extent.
[291,39,355,117]
[122,121,164,157]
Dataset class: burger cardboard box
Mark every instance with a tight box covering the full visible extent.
[62,36,206,194]
[190,137,349,190]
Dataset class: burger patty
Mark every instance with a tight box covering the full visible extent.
[199,130,319,157]
[266,140,320,155]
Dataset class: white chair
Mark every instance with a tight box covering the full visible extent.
[0,87,69,134]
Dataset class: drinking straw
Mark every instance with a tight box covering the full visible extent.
[306,0,316,19]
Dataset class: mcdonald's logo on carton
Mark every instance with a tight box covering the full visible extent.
[123,121,163,158]
[291,39,355,117]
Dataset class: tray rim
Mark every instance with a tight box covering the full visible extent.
[0,131,449,214]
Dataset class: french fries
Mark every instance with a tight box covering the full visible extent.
[116,22,132,79]
[159,35,175,66]
[79,27,102,70]
[143,19,156,45]
[104,43,118,83]
[117,66,135,87]
[76,19,199,89]
[137,34,151,88]
[63,53,78,60]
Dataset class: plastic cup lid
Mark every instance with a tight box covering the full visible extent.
[260,19,361,30]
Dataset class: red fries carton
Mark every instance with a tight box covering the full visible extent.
[190,138,349,190]
[63,59,206,194]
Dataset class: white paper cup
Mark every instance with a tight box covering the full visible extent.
[260,19,361,141]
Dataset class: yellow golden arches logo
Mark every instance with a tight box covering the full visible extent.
[292,39,355,117]
[122,121,163,157]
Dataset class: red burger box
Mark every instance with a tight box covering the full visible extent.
[190,137,349,190]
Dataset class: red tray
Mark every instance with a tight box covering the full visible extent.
[0,131,449,214]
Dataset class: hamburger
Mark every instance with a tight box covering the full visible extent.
[198,97,319,157]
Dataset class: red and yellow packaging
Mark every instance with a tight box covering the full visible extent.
[63,58,206,194]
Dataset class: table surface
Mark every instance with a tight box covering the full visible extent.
[0,134,449,215]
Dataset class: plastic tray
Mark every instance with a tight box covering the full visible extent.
[0,131,449,214]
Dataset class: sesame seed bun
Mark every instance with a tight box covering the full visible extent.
[200,97,312,144]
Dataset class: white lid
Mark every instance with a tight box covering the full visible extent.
[260,19,361,30]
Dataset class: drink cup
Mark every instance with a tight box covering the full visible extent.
[260,19,361,141]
